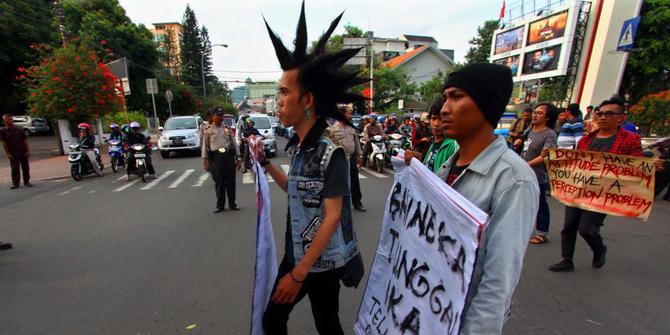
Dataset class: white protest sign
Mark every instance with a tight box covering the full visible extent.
[249,136,278,335]
[354,156,489,335]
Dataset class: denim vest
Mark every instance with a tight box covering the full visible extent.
[286,135,359,273]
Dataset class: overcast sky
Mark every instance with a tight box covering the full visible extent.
[118,0,501,87]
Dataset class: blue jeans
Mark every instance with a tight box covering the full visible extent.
[536,183,550,234]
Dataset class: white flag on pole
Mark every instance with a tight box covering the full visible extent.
[249,137,278,335]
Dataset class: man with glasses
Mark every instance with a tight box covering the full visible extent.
[549,96,662,271]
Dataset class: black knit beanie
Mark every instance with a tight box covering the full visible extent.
[444,63,513,128]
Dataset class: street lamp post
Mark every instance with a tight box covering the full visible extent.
[202,43,228,99]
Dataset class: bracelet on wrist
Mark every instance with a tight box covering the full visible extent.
[289,270,304,283]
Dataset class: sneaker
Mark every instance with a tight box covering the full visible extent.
[0,242,12,250]
[10,185,19,189]
[25,182,33,187]
[549,259,574,272]
[353,203,367,212]
[592,246,607,269]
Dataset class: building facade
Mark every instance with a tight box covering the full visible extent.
[150,22,183,76]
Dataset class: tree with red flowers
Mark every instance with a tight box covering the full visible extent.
[20,44,124,123]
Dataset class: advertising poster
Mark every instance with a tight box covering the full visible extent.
[527,10,568,46]
[522,44,562,75]
[494,26,524,55]
[494,55,520,76]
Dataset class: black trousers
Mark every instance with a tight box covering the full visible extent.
[9,156,30,186]
[208,151,236,209]
[263,257,344,335]
[349,154,362,205]
[561,206,607,260]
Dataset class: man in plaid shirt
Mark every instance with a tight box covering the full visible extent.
[549,97,664,272]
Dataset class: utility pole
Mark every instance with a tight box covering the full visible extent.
[368,31,374,114]
[53,0,68,155]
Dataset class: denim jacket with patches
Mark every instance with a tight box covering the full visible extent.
[285,120,359,273]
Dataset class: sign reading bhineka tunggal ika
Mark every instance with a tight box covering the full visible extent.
[354,156,489,335]
[546,148,656,219]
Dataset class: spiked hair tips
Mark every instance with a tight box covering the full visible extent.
[264,1,369,124]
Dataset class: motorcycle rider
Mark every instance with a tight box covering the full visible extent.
[400,117,413,136]
[109,123,125,142]
[77,123,102,175]
[362,114,384,165]
[384,115,400,134]
[411,113,432,158]
[242,117,261,173]
[125,121,156,180]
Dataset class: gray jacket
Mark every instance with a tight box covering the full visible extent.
[437,136,539,334]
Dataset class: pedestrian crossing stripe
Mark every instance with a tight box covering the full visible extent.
[54,164,392,195]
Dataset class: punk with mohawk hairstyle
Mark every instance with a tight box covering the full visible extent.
[259,2,363,335]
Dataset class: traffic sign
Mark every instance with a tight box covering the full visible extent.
[617,17,640,51]
[165,90,173,103]
[146,78,158,94]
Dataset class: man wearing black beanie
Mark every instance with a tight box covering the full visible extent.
[434,63,540,334]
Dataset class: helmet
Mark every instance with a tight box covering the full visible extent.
[388,115,398,121]
[130,121,141,128]
[77,123,91,130]
[369,113,378,121]
[110,123,119,129]
[420,113,429,123]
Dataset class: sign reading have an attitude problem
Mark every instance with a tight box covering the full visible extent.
[546,148,656,219]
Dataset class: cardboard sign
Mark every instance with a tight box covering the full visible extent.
[546,148,656,219]
[354,157,489,335]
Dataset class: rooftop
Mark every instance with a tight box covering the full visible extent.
[383,46,428,68]
[400,34,438,43]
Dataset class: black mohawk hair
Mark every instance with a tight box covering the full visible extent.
[264,1,369,125]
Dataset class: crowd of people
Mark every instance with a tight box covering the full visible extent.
[2,4,669,333]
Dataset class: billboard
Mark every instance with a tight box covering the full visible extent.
[489,1,581,82]
[494,26,524,55]
[522,45,562,75]
[527,10,568,46]
[493,55,520,76]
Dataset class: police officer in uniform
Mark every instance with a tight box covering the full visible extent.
[202,108,241,213]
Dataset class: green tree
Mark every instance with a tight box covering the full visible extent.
[311,24,365,53]
[367,67,417,113]
[200,26,217,96]
[0,0,59,114]
[465,20,499,64]
[180,5,203,90]
[419,64,464,103]
[62,0,160,114]
[620,0,670,104]
[21,44,124,123]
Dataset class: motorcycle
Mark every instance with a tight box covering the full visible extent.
[68,144,103,181]
[126,143,150,182]
[107,139,125,173]
[366,135,388,174]
[386,133,411,158]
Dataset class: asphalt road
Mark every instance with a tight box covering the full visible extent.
[1,137,669,334]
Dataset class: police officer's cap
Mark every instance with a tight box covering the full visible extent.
[213,107,225,115]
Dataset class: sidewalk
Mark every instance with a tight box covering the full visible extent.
[1,136,159,184]
[0,153,112,184]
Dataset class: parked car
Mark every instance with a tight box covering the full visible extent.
[268,116,282,135]
[157,115,204,158]
[12,115,50,136]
